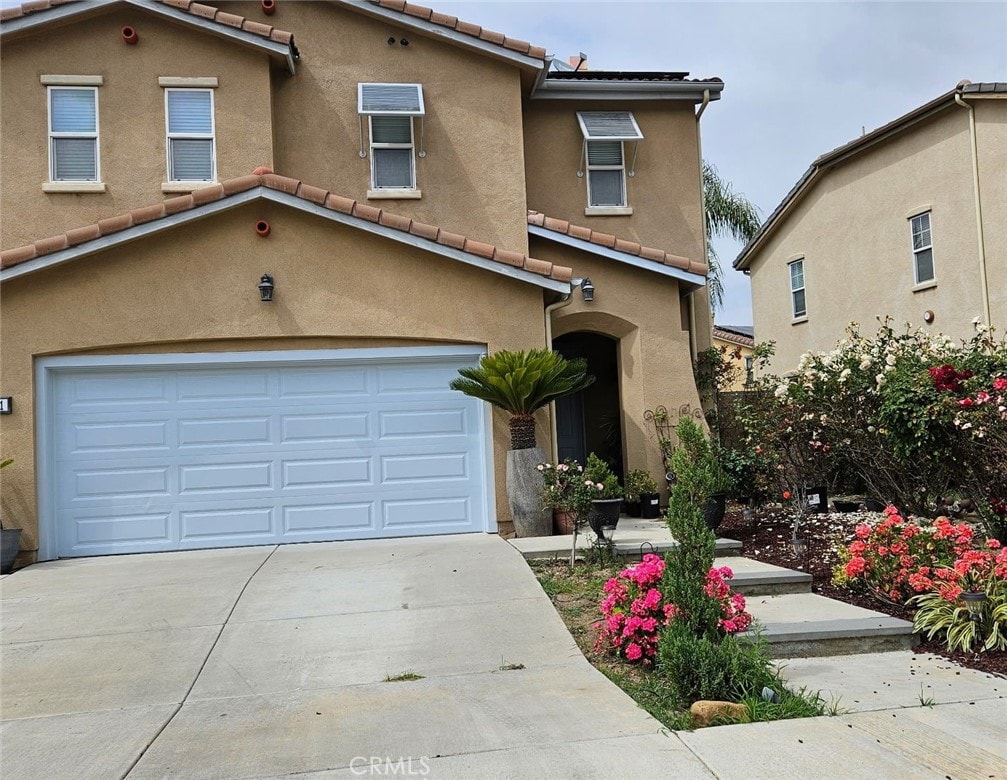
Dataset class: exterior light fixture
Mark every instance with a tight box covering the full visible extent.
[258,274,274,302]
[581,277,595,302]
[961,590,987,621]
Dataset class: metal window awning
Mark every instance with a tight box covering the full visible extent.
[358,83,425,115]
[357,83,426,159]
[576,111,643,178]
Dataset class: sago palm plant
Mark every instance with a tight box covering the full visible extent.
[450,349,594,449]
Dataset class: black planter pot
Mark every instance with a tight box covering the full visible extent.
[639,492,661,519]
[865,498,886,513]
[703,493,728,531]
[804,486,828,513]
[624,500,642,518]
[588,498,623,539]
[1,528,22,574]
[833,500,861,513]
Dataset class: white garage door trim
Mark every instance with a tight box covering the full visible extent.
[35,346,495,561]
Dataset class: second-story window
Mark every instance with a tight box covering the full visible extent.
[789,258,807,319]
[577,111,643,214]
[358,83,425,197]
[165,89,215,182]
[48,86,99,182]
[910,211,935,284]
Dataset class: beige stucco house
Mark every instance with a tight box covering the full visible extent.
[734,81,1006,373]
[0,0,723,565]
[711,325,755,391]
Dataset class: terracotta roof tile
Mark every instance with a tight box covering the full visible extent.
[478,28,505,46]
[65,224,101,246]
[527,209,703,278]
[454,19,481,37]
[1,0,297,54]
[403,2,433,21]
[429,10,457,27]
[713,326,755,348]
[1,173,572,285]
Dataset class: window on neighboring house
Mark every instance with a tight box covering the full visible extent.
[744,356,754,386]
[576,111,643,213]
[165,89,215,182]
[48,87,99,182]
[789,258,806,319]
[910,212,935,284]
[358,83,424,195]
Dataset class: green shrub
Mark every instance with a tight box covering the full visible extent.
[624,469,659,502]
[659,621,775,703]
[911,585,1007,653]
[584,453,622,499]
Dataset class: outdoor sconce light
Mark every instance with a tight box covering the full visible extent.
[258,274,274,302]
[581,277,595,302]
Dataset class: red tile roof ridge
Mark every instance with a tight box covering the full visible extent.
[1,173,572,285]
[366,0,547,60]
[713,326,755,348]
[526,210,706,277]
[1,0,298,48]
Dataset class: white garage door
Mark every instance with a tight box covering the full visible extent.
[43,349,489,558]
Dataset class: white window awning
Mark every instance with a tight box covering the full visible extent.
[358,83,425,116]
[576,111,643,141]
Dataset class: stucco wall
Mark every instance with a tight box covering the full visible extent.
[0,7,275,249]
[0,202,550,556]
[533,238,704,490]
[523,100,705,264]
[261,2,530,253]
[975,99,1007,327]
[745,104,998,373]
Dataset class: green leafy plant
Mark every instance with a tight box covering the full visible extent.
[584,453,622,500]
[450,349,594,449]
[624,469,659,502]
[910,587,1007,653]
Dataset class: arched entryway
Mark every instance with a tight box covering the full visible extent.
[553,331,623,479]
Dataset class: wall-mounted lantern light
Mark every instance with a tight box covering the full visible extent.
[258,274,274,302]
[581,277,595,302]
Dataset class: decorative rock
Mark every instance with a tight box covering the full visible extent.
[690,700,750,727]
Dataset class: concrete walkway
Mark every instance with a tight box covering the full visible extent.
[2,534,1004,778]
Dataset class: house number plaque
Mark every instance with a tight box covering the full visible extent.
[0,397,11,414]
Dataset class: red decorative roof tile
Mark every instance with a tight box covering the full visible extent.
[1,173,572,285]
[527,210,706,276]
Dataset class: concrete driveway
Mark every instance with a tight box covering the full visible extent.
[0,535,710,779]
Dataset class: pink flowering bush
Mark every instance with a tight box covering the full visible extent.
[596,554,751,664]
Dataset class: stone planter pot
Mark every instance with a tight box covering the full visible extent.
[1,528,22,574]
[506,447,551,537]
[588,498,623,539]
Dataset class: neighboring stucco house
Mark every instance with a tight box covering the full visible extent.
[0,0,723,564]
[711,325,755,391]
[734,81,1005,373]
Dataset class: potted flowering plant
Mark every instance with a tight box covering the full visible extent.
[538,459,585,534]
[584,453,623,540]
[623,469,660,518]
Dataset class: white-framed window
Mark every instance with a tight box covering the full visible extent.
[48,86,99,182]
[164,89,215,182]
[586,141,627,207]
[358,83,424,195]
[577,111,642,212]
[910,211,935,284]
[789,258,806,319]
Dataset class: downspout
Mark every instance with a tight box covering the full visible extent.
[690,88,712,361]
[954,93,991,327]
[545,291,576,463]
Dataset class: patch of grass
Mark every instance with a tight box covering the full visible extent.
[384,671,424,683]
[742,684,842,722]
[918,686,936,707]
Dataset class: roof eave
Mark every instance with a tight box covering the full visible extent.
[0,0,297,74]
[532,79,724,102]
[339,0,544,71]
[1,188,570,293]
[528,226,706,290]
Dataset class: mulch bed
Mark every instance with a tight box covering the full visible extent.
[719,504,1007,678]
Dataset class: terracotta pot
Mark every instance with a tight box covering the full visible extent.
[553,509,576,535]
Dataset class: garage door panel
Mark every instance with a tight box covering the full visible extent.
[49,352,487,557]
[282,457,372,489]
[280,413,371,443]
[176,370,271,403]
[180,507,275,540]
[281,502,375,536]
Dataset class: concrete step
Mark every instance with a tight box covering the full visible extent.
[509,516,742,561]
[744,592,916,658]
[718,556,813,596]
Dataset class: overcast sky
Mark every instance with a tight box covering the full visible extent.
[437,0,1006,328]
